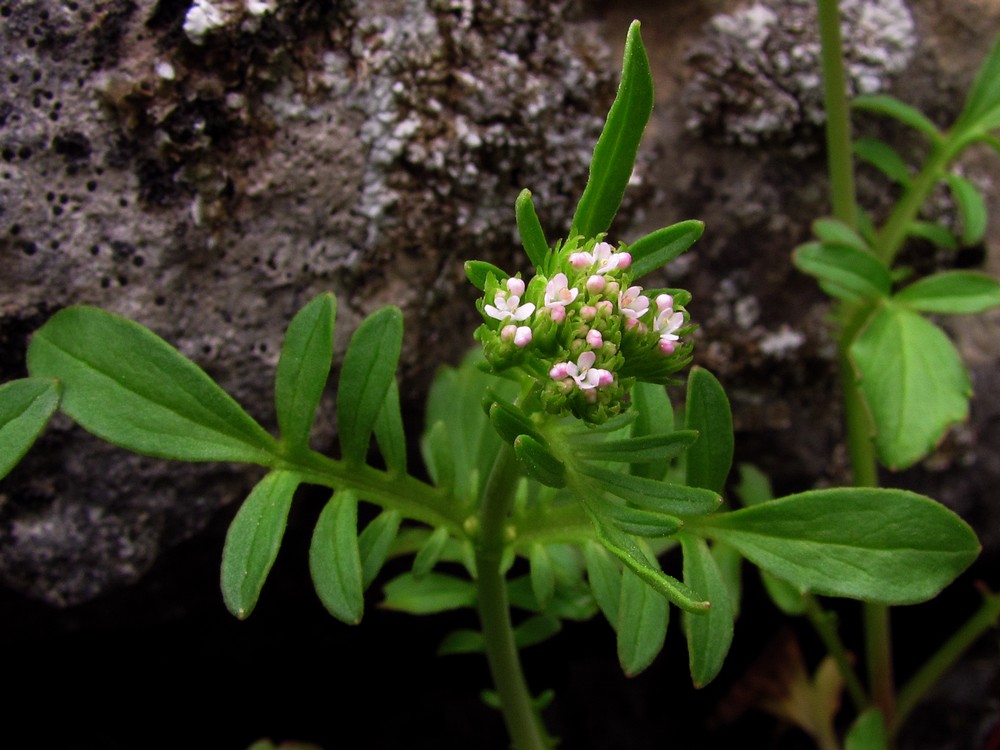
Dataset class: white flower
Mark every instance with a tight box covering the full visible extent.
[618,285,650,321]
[653,301,684,354]
[544,273,579,309]
[485,291,535,322]
[565,351,613,390]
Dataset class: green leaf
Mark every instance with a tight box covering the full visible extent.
[906,221,958,251]
[574,431,698,464]
[681,535,734,687]
[489,399,544,446]
[628,220,705,280]
[812,218,872,253]
[591,517,710,614]
[310,490,364,624]
[274,293,336,454]
[845,709,887,750]
[617,566,670,677]
[584,540,621,626]
[604,503,683,538]
[694,487,980,604]
[529,543,556,609]
[711,542,742,618]
[953,34,1000,136]
[853,137,912,186]
[793,242,891,302]
[412,526,450,579]
[359,509,402,588]
[0,378,61,480]
[381,572,477,614]
[515,189,550,269]
[421,419,455,490]
[944,173,989,245]
[579,464,721,516]
[630,381,675,479]
[464,260,508,292]
[852,94,941,140]
[514,433,567,488]
[337,306,404,465]
[760,570,806,615]
[733,463,773,507]
[373,379,407,474]
[438,615,562,655]
[850,303,971,469]
[684,367,733,495]
[221,470,299,619]
[570,20,653,239]
[893,271,1000,314]
[27,307,278,463]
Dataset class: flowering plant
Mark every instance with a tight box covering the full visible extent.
[1,14,998,750]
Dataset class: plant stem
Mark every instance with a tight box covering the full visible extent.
[803,595,869,712]
[818,0,897,732]
[817,0,857,228]
[891,587,1000,737]
[475,442,549,750]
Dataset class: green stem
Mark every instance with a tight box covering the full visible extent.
[891,588,1000,737]
[873,144,953,266]
[475,442,549,750]
[818,0,858,227]
[803,595,870,713]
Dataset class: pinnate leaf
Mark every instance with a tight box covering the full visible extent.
[310,490,365,624]
[275,293,336,453]
[617,566,670,677]
[337,306,403,465]
[221,470,299,619]
[681,534,734,687]
[570,21,653,239]
[628,221,704,279]
[684,367,733,495]
[0,378,60,480]
[28,307,278,463]
[695,487,980,604]
[893,271,1000,315]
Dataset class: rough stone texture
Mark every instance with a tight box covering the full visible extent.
[684,0,917,148]
[1,0,615,605]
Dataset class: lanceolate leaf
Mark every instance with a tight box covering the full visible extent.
[359,509,402,588]
[464,260,509,292]
[578,465,721,516]
[570,21,653,239]
[943,173,988,245]
[529,543,556,609]
[373,378,407,475]
[853,137,912,186]
[793,242,892,302]
[617,566,670,677]
[337,306,404,465]
[412,526,450,579]
[906,221,958,251]
[630,381,675,479]
[628,221,705,280]
[515,189,550,269]
[850,302,971,469]
[893,271,1000,315]
[681,534,734,688]
[584,540,621,626]
[574,431,698,464]
[0,378,60,480]
[221,470,300,619]
[591,516,710,613]
[812,218,871,253]
[28,307,278,463]
[310,490,364,624]
[953,34,1000,137]
[381,572,477,614]
[694,487,980,604]
[684,367,733,495]
[275,293,336,453]
[852,94,942,141]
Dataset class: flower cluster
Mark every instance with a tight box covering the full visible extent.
[474,237,694,423]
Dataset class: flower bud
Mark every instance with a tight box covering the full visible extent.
[506,277,525,297]
[514,326,532,347]
[586,275,606,293]
[586,329,603,348]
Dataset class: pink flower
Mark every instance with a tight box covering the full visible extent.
[485,291,535,322]
[544,273,578,316]
[618,286,650,321]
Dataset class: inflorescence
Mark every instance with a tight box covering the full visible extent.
[475,237,694,423]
